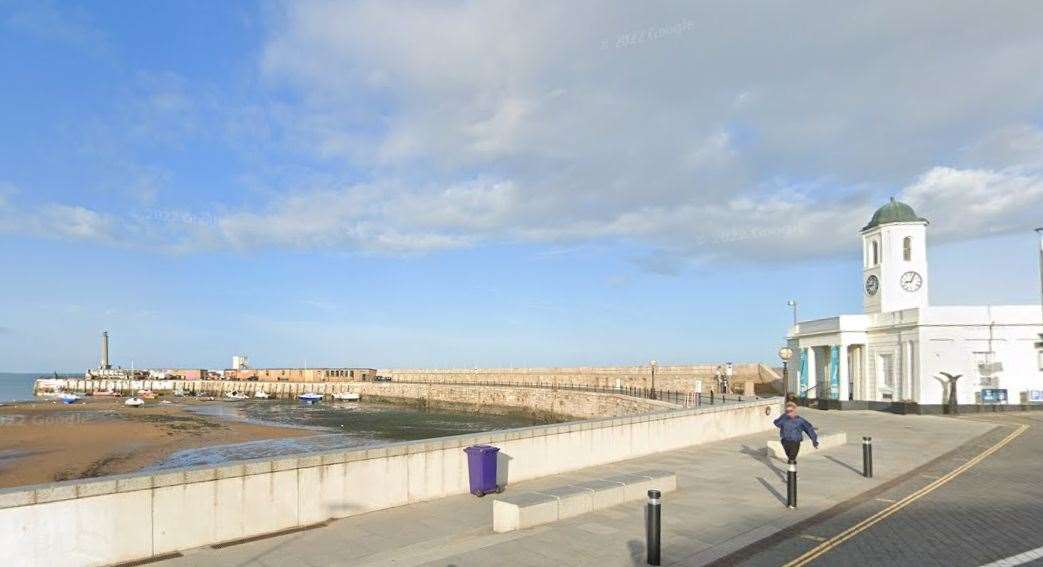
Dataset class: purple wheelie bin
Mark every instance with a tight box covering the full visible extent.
[463,444,501,496]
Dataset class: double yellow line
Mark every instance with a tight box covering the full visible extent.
[784,423,1029,567]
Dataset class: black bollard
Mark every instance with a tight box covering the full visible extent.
[646,489,661,566]
[786,459,797,509]
[863,437,873,478]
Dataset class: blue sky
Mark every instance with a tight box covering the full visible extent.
[1,1,1042,372]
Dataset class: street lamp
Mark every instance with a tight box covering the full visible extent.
[1035,229,1043,365]
[778,346,794,400]
[650,360,658,400]
[786,300,799,327]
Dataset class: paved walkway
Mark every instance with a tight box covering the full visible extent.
[720,412,1043,567]
[156,409,994,567]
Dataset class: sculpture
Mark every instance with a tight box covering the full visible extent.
[939,372,962,415]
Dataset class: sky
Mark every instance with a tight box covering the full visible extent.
[1,1,1042,372]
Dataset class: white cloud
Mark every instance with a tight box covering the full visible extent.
[904,166,1043,239]
[9,2,1043,268]
[247,1,1043,263]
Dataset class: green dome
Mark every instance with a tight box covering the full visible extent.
[862,198,927,231]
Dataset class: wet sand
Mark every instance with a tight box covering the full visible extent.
[0,398,313,489]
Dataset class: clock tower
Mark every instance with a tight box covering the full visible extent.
[861,198,929,314]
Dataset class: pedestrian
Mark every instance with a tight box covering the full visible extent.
[773,401,818,462]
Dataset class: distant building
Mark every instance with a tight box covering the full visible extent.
[86,367,149,380]
[167,368,206,380]
[223,367,378,382]
[787,199,1043,405]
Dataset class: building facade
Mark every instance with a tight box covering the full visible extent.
[786,199,1043,405]
[222,367,378,382]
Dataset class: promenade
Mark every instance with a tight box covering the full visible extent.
[156,409,994,566]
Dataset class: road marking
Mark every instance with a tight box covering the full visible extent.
[978,544,1043,566]
[873,498,896,503]
[783,424,1029,567]
[799,534,826,542]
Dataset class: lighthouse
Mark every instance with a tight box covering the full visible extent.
[101,331,111,370]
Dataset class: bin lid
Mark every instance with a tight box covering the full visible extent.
[464,444,500,454]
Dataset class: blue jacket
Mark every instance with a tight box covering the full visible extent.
[773,414,818,444]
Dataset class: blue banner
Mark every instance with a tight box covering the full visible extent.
[798,348,808,394]
[829,346,840,399]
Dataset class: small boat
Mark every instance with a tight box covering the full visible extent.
[137,390,157,400]
[254,391,270,399]
[58,393,81,404]
[297,392,323,404]
[332,392,360,401]
[225,391,249,400]
[93,389,119,397]
[124,397,145,407]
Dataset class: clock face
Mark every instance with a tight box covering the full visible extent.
[865,275,879,296]
[901,271,923,292]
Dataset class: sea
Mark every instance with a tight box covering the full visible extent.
[0,373,40,403]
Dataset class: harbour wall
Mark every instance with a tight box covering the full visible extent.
[33,379,677,419]
[379,364,782,393]
[0,398,780,567]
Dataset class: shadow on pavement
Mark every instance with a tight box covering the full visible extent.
[825,455,862,476]
[756,476,786,505]
[627,539,645,566]
[739,444,786,482]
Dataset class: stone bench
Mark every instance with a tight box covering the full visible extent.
[765,432,847,461]
[493,470,676,533]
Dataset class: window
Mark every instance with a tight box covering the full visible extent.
[903,236,912,261]
[872,241,879,266]
[878,354,894,388]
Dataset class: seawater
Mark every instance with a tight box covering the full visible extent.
[147,399,557,470]
[0,373,39,403]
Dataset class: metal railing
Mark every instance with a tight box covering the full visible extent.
[382,377,752,407]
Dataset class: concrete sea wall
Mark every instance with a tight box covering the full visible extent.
[380,364,782,393]
[0,398,780,567]
[34,378,676,419]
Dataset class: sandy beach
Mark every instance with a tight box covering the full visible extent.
[0,398,313,489]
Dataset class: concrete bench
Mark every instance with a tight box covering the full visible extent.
[493,470,676,533]
[765,432,847,461]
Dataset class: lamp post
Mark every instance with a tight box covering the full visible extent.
[650,360,658,400]
[1036,229,1043,363]
[787,300,799,327]
[778,346,794,400]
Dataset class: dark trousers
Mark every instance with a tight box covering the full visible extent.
[782,440,801,462]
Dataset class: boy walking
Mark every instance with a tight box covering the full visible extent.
[773,402,818,462]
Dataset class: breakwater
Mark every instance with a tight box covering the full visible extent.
[379,364,782,393]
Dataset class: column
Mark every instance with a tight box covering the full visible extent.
[805,348,817,398]
[839,344,850,401]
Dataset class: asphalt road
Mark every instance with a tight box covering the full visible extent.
[713,412,1043,567]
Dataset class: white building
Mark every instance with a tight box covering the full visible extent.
[787,198,1043,406]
